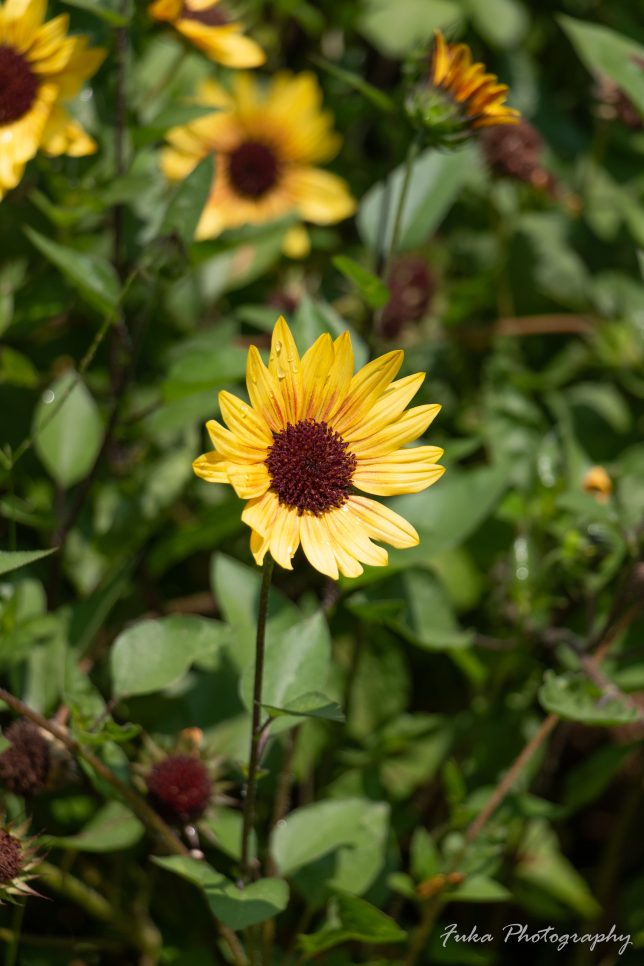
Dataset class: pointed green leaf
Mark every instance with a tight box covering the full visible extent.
[25,228,120,316]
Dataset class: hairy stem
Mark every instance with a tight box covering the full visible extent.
[240,556,274,883]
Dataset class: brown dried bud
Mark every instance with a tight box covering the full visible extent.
[582,466,612,503]
[380,254,435,339]
[481,120,557,194]
[0,721,51,797]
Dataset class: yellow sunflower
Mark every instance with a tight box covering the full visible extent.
[193,317,445,579]
[406,30,519,145]
[149,0,264,68]
[0,0,105,200]
[162,72,356,256]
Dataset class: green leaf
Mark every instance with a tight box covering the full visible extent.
[160,155,215,246]
[240,613,332,721]
[311,56,395,112]
[211,554,300,670]
[359,0,461,58]
[0,548,56,577]
[62,0,130,25]
[515,820,601,918]
[449,876,512,903]
[298,892,406,955]
[358,144,476,255]
[466,0,529,49]
[111,615,229,697]
[153,856,289,929]
[33,372,104,488]
[539,670,639,727]
[45,802,144,852]
[271,798,389,896]
[563,744,634,813]
[25,228,120,316]
[199,808,256,862]
[559,16,644,115]
[264,691,345,723]
[332,255,390,309]
[390,464,508,557]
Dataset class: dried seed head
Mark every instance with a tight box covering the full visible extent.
[0,721,51,796]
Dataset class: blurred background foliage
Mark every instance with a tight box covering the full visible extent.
[1,0,644,963]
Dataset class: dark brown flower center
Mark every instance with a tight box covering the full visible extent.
[228,140,279,199]
[181,2,228,27]
[0,830,22,884]
[0,45,38,126]
[266,419,356,515]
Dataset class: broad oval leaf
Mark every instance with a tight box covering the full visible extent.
[33,372,103,488]
[111,614,229,697]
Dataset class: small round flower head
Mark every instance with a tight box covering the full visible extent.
[0,821,41,903]
[380,255,436,339]
[583,466,613,503]
[481,120,556,193]
[147,755,212,824]
[405,31,520,147]
[0,721,51,797]
[0,830,22,884]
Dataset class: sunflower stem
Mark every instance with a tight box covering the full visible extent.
[240,556,274,883]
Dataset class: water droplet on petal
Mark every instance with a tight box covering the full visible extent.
[43,390,55,404]
[275,340,283,354]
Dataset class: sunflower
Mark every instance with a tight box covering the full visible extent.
[162,72,356,256]
[0,0,105,200]
[149,0,264,68]
[406,30,519,145]
[193,317,444,579]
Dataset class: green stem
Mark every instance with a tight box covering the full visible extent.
[240,556,274,884]
[384,138,420,278]
[5,900,25,966]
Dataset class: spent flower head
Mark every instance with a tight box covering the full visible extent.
[0,820,41,904]
[0,720,51,797]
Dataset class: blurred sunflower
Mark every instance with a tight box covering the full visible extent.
[0,0,105,200]
[149,0,264,68]
[406,30,519,145]
[162,72,356,256]
[193,317,444,579]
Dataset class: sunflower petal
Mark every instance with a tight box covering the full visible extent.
[227,462,270,499]
[219,389,273,447]
[246,345,288,432]
[269,506,300,570]
[331,350,404,435]
[346,496,419,549]
[207,418,268,462]
[350,404,441,458]
[242,490,280,536]
[192,451,229,483]
[300,514,339,579]
[268,316,303,424]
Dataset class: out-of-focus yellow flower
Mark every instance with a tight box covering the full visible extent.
[406,30,520,146]
[0,0,105,200]
[193,316,445,579]
[162,72,356,252]
[149,0,264,68]
[583,465,613,503]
